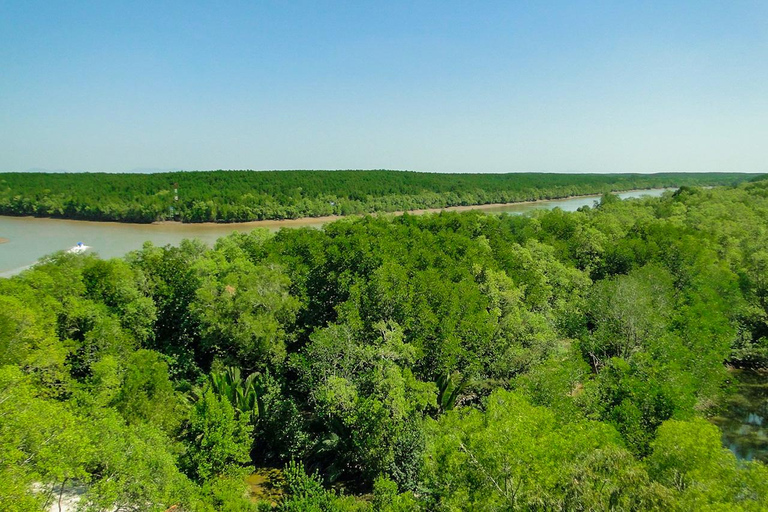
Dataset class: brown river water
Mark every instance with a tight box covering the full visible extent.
[0,188,670,277]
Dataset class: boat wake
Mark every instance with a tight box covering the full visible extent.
[1,242,93,279]
[67,242,90,254]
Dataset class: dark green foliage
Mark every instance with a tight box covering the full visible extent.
[113,349,186,434]
[251,370,310,463]
[126,239,207,379]
[0,169,758,222]
[590,358,676,455]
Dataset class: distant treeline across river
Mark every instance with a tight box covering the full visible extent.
[0,170,761,223]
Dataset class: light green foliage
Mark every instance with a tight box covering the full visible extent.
[0,365,205,511]
[277,460,336,512]
[583,264,674,365]
[201,475,259,512]
[372,477,421,511]
[2,177,768,508]
[192,249,299,369]
[0,366,91,510]
[313,375,358,419]
[126,239,207,379]
[300,320,432,484]
[648,419,768,509]
[566,446,673,511]
[183,388,253,482]
[81,413,196,512]
[473,265,559,378]
[85,354,121,406]
[0,296,45,366]
[584,358,676,455]
[59,298,136,380]
[0,279,70,394]
[500,239,590,316]
[423,389,660,510]
[82,258,157,343]
[514,346,590,416]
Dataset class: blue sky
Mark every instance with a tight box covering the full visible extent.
[1,1,766,173]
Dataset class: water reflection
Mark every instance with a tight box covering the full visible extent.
[712,370,768,463]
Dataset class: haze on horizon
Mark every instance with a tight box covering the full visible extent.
[1,1,766,175]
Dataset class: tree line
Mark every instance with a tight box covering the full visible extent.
[0,169,760,223]
[1,180,768,509]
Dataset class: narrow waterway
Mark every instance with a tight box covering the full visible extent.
[711,370,768,464]
[0,188,670,276]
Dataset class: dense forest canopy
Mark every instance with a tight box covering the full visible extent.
[2,179,768,510]
[0,170,761,223]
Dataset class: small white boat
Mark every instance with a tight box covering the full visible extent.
[67,242,90,254]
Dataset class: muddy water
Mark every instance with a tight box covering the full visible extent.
[0,188,670,276]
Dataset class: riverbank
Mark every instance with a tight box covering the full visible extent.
[0,188,672,277]
[1,170,749,224]
[151,187,674,229]
[0,188,674,229]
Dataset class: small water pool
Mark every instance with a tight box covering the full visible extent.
[711,370,768,463]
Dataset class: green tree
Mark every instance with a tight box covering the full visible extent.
[648,418,768,509]
[192,254,299,369]
[183,388,253,482]
[113,349,186,434]
[422,389,661,510]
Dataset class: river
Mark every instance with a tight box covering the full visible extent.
[0,188,670,277]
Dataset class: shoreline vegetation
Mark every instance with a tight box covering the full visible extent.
[0,189,672,281]
[150,187,674,228]
[1,187,665,229]
[0,170,760,224]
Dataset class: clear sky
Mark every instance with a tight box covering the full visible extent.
[1,1,766,173]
